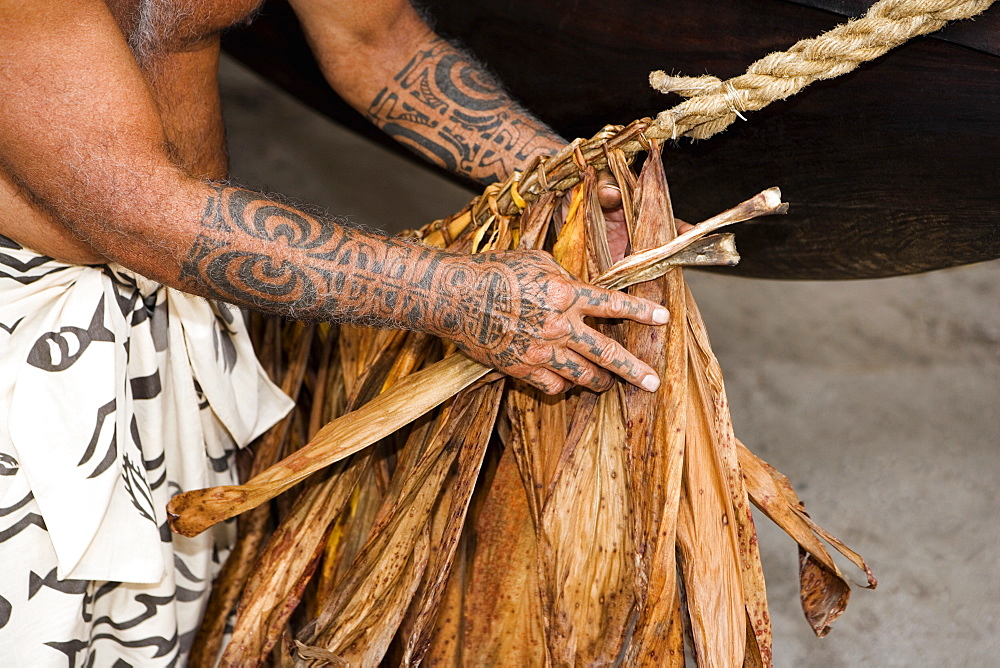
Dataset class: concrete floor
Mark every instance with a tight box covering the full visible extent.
[219,56,1000,667]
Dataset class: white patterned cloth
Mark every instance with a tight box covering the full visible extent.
[0,235,293,666]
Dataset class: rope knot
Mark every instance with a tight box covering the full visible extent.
[645,0,995,142]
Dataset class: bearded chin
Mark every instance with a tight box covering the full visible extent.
[127,0,187,61]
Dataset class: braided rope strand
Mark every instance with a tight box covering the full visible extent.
[649,0,995,140]
[418,0,993,235]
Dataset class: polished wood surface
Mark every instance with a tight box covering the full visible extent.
[223,0,999,279]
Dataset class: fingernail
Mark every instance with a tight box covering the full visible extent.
[641,374,660,392]
[652,307,669,324]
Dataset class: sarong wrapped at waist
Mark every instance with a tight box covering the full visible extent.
[0,233,293,665]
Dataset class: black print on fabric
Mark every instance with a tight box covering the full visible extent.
[212,307,238,373]
[93,593,177,631]
[150,306,168,352]
[0,236,68,285]
[46,612,180,663]
[172,554,202,583]
[92,630,178,659]
[208,451,230,474]
[42,638,88,667]
[0,268,67,286]
[159,520,173,542]
[106,269,142,319]
[130,300,151,328]
[0,270,59,286]
[192,380,209,410]
[29,568,88,599]
[0,593,10,629]
[130,371,162,401]
[77,398,118,480]
[122,452,155,524]
[0,248,53,273]
[84,582,123,623]
[27,296,114,371]
[0,491,32,517]
[144,452,167,493]
[0,452,18,476]
[0,512,45,543]
[143,452,165,472]
[0,316,23,334]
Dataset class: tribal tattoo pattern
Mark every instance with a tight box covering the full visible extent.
[178,187,663,393]
[179,185,458,326]
[366,38,563,184]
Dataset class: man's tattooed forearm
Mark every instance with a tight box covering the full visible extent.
[179,187,660,393]
[366,38,562,184]
[180,188,548,347]
[181,186,412,321]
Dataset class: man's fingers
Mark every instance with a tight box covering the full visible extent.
[522,367,571,396]
[570,327,660,392]
[547,348,614,393]
[597,172,622,210]
[578,287,669,326]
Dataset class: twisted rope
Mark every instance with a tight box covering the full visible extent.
[648,0,995,140]
[418,0,994,242]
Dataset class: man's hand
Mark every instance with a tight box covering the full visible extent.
[597,173,696,262]
[597,175,632,263]
[425,250,667,395]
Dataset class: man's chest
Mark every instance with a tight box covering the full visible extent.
[106,0,265,55]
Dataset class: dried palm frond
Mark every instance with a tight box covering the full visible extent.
[169,119,874,667]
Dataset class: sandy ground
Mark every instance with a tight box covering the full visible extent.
[220,56,1000,667]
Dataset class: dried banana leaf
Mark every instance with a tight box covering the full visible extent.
[297,383,503,664]
[218,461,362,667]
[220,325,449,665]
[677,352,748,666]
[456,444,548,666]
[537,387,636,664]
[188,323,315,667]
[181,126,875,667]
[166,352,492,537]
[737,441,877,637]
[399,382,508,665]
[686,292,772,664]
[620,143,688,666]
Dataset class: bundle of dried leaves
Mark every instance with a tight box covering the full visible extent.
[168,129,876,667]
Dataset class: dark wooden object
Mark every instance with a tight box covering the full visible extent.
[222,0,999,280]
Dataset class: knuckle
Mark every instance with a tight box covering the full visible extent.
[595,339,620,365]
[539,317,571,340]
[574,364,597,385]
[527,370,564,395]
[586,370,614,392]
[522,345,552,366]
[524,249,558,270]
[575,364,611,392]
[617,292,651,316]
[546,280,577,309]
[596,375,615,392]
[544,382,566,396]
[605,292,634,316]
